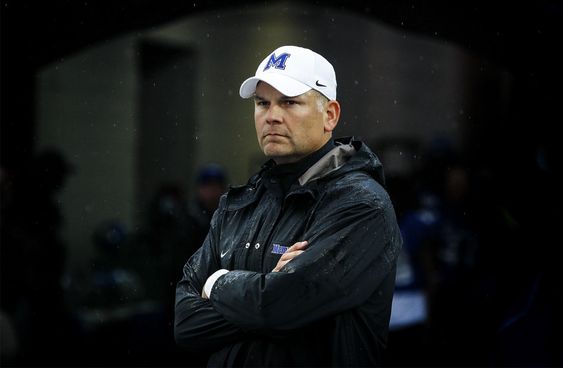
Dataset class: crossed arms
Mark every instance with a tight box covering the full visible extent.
[174,197,400,352]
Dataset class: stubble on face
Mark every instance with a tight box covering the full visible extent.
[254,83,328,164]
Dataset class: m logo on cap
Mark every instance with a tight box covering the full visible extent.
[263,52,291,72]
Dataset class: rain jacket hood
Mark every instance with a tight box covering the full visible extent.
[297,137,385,186]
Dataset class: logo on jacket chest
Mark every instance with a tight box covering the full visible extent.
[271,243,289,255]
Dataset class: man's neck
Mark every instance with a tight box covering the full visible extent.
[268,140,335,194]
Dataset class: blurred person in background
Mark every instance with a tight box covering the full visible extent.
[187,164,228,249]
[0,149,77,366]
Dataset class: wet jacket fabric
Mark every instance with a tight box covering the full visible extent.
[175,137,402,367]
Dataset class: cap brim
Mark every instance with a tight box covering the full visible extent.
[239,73,312,99]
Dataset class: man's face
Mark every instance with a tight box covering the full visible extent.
[254,82,330,164]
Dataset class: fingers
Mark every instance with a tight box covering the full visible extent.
[272,241,308,272]
[279,241,308,261]
[279,249,305,262]
[287,240,308,252]
[272,258,298,272]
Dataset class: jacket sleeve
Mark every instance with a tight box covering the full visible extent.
[209,184,402,332]
[174,198,247,352]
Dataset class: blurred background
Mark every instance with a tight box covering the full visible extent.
[1,0,562,366]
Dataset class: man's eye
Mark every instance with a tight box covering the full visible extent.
[283,100,297,105]
[256,101,268,106]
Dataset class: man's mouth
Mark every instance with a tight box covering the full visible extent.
[263,133,287,139]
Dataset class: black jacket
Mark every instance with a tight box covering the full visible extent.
[175,138,402,367]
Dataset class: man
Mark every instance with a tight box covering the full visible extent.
[175,45,402,366]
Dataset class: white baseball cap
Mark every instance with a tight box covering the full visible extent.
[239,45,337,100]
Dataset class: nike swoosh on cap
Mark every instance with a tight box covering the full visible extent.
[315,80,327,87]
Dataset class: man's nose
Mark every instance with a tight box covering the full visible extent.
[265,104,283,124]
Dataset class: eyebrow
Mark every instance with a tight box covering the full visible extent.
[280,95,298,101]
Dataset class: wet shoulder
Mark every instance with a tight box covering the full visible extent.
[323,171,391,209]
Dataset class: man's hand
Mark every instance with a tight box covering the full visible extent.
[272,241,308,272]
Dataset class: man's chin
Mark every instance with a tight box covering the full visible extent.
[263,144,287,157]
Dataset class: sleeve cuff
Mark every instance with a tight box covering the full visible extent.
[202,269,230,299]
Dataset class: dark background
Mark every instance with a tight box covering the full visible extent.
[2,1,562,367]
[2,1,563,171]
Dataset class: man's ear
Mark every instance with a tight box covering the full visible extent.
[324,100,341,133]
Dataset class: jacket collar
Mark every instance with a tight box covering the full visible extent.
[298,138,356,186]
[225,137,384,210]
